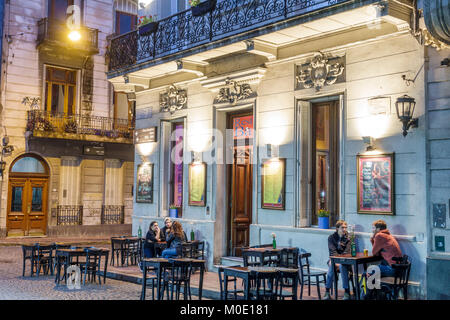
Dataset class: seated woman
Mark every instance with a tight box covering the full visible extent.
[144,221,165,258]
[161,221,186,259]
[160,217,173,240]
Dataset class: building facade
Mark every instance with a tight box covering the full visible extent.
[0,0,139,238]
[107,0,450,299]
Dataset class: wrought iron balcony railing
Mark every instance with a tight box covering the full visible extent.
[37,18,99,54]
[101,205,125,225]
[27,110,134,141]
[108,0,352,71]
[57,205,83,226]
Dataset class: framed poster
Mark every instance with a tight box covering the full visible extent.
[357,153,394,215]
[136,163,153,203]
[261,158,286,210]
[188,162,207,206]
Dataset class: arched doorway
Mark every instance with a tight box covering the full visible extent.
[7,154,49,237]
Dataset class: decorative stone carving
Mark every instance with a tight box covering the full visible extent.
[215,78,254,104]
[422,29,450,51]
[22,97,41,110]
[296,52,345,91]
[160,84,187,113]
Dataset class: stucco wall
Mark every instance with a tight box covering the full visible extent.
[133,32,428,297]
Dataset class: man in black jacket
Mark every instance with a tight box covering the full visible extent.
[324,220,351,300]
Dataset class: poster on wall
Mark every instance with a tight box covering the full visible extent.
[188,162,206,206]
[433,203,446,229]
[357,153,394,215]
[261,158,286,210]
[136,163,153,203]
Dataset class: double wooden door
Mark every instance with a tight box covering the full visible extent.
[7,177,48,236]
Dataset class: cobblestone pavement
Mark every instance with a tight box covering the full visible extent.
[0,246,144,300]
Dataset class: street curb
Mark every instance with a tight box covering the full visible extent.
[99,270,221,300]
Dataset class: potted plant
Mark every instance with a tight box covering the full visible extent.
[318,209,330,229]
[190,0,217,17]
[138,15,158,36]
[169,204,179,218]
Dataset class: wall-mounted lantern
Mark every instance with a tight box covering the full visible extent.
[395,95,418,137]
[362,136,376,151]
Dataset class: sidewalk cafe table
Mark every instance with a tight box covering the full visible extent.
[223,266,294,300]
[141,257,206,300]
[55,247,109,285]
[330,253,382,300]
[110,236,140,266]
[242,247,297,267]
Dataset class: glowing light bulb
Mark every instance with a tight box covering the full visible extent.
[68,30,81,41]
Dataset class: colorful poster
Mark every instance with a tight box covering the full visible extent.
[189,163,206,206]
[357,154,394,214]
[262,158,285,210]
[136,163,153,203]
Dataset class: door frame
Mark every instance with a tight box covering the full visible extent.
[6,154,50,236]
[227,109,255,256]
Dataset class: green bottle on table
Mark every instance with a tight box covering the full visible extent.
[351,235,356,257]
[138,225,142,238]
[190,229,195,241]
[272,237,277,249]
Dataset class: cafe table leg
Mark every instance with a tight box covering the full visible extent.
[244,274,250,300]
[141,263,147,300]
[353,262,360,300]
[198,265,204,300]
[103,252,108,284]
[332,261,339,300]
[157,266,162,300]
[224,273,229,300]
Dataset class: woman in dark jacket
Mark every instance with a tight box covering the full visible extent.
[161,221,186,258]
[144,221,165,258]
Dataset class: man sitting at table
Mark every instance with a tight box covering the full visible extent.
[161,221,186,259]
[324,220,352,300]
[144,221,165,258]
[370,219,402,277]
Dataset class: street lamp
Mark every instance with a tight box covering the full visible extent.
[395,95,418,137]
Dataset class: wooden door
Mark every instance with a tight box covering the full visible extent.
[228,112,254,256]
[231,147,253,256]
[7,178,48,236]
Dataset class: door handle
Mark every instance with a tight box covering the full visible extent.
[27,205,31,214]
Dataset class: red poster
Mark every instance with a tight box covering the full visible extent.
[233,115,253,140]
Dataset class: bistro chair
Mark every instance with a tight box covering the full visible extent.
[191,241,205,260]
[22,244,38,277]
[79,248,103,285]
[249,269,279,300]
[298,252,327,300]
[280,248,299,269]
[35,244,55,276]
[217,265,245,300]
[110,237,124,266]
[380,255,411,300]
[123,239,140,266]
[242,250,264,267]
[276,268,299,300]
[140,263,158,300]
[162,259,193,300]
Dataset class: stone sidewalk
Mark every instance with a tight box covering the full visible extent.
[0,243,349,300]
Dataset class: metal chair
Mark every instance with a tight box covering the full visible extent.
[217,265,244,300]
[276,268,299,300]
[35,244,55,276]
[140,264,158,300]
[161,259,193,300]
[280,248,299,268]
[380,255,411,300]
[298,252,327,300]
[21,244,38,277]
[249,270,279,300]
[242,250,264,267]
[79,248,103,285]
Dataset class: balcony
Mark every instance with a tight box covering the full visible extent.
[56,205,83,226]
[37,18,99,55]
[108,0,380,73]
[101,205,125,225]
[27,110,134,144]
